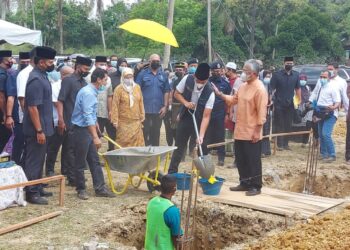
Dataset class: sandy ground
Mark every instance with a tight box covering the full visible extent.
[1,118,350,249]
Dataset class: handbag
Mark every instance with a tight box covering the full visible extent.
[312,87,333,122]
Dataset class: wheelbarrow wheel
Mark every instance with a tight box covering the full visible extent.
[147,171,163,193]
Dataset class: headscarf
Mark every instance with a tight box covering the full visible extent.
[121,67,136,107]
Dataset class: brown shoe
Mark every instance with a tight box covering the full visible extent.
[230,185,249,191]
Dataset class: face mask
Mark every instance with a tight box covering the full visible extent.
[328,70,335,78]
[119,66,125,73]
[80,71,89,78]
[98,65,107,70]
[195,81,205,90]
[211,73,220,79]
[320,78,328,86]
[240,72,248,82]
[66,61,73,67]
[20,64,28,70]
[48,71,61,82]
[300,80,307,86]
[175,71,183,78]
[124,79,133,86]
[188,66,197,74]
[263,78,270,85]
[285,64,293,71]
[150,61,160,70]
[46,64,55,72]
[11,64,18,70]
[98,85,106,92]
[111,61,117,67]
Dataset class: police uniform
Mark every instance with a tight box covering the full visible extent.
[23,46,56,204]
[168,63,215,174]
[0,50,12,152]
[208,61,231,165]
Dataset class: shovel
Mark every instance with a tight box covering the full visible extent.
[189,110,215,179]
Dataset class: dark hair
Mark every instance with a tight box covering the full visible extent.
[110,55,118,59]
[327,61,339,69]
[263,70,271,79]
[91,68,107,83]
[117,57,128,67]
[160,174,177,194]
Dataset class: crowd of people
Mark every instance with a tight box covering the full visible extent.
[0,46,349,206]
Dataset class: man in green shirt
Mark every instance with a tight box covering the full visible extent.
[145,174,182,250]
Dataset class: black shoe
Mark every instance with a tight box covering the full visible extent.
[230,185,249,192]
[27,195,49,205]
[77,190,89,200]
[40,189,53,197]
[95,188,116,198]
[246,188,261,196]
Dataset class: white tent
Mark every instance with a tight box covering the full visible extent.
[0,20,42,46]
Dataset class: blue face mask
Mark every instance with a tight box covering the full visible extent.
[188,66,197,74]
[111,61,117,68]
[320,78,328,86]
[263,78,270,85]
[48,71,61,82]
[119,66,125,73]
[98,85,106,92]
[300,80,307,86]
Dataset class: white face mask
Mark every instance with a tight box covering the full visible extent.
[124,78,133,86]
[240,72,247,82]
[98,65,107,70]
[195,82,205,90]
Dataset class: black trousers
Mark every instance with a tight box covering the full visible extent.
[0,124,11,152]
[97,117,116,151]
[346,121,350,161]
[274,105,294,148]
[163,111,174,146]
[261,114,271,155]
[45,127,64,175]
[61,128,76,183]
[12,123,25,166]
[24,136,47,197]
[143,113,162,146]
[168,113,209,174]
[207,116,226,162]
[72,126,105,192]
[235,140,262,189]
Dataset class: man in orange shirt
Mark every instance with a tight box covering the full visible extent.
[212,59,268,196]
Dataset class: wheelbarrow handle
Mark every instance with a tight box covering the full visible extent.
[103,135,122,149]
[188,110,203,157]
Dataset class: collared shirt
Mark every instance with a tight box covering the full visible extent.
[5,69,19,123]
[209,76,231,119]
[58,73,87,129]
[97,81,113,118]
[23,67,54,137]
[270,69,300,108]
[314,75,349,113]
[136,68,171,114]
[71,84,98,127]
[309,79,341,117]
[226,78,268,140]
[51,79,61,127]
[0,66,7,123]
[16,64,33,123]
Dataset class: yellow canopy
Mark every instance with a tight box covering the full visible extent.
[119,19,179,47]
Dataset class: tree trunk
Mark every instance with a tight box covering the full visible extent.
[249,0,257,58]
[1,0,7,20]
[207,0,212,62]
[32,0,36,30]
[99,15,106,54]
[162,0,175,69]
[58,0,64,53]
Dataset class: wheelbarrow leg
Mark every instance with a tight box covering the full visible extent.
[104,159,131,195]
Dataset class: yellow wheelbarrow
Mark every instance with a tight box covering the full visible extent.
[100,136,177,194]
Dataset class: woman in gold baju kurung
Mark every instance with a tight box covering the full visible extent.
[111,68,145,147]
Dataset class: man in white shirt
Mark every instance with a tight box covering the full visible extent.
[168,63,215,174]
[309,70,341,162]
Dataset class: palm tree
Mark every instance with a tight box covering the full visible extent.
[90,0,106,54]
[0,0,10,20]
[58,0,64,53]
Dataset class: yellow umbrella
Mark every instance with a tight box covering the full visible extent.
[119,19,179,47]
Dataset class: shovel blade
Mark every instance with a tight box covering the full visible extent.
[193,155,215,179]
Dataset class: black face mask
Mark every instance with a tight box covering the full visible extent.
[211,73,221,79]
[20,64,28,70]
[150,61,160,70]
[175,71,183,78]
[46,64,55,72]
[80,71,89,78]
[285,64,293,71]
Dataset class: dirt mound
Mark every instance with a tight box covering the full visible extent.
[247,206,350,250]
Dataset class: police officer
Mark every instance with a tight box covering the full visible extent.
[208,61,231,166]
[0,50,13,152]
[23,46,56,205]
[168,63,215,174]
[57,56,92,186]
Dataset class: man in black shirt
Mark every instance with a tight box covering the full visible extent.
[270,56,301,150]
[57,56,92,185]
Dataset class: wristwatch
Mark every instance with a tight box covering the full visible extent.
[36,129,43,134]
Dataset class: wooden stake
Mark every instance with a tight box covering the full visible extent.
[0,211,63,235]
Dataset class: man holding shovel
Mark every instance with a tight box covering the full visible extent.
[212,59,268,196]
[168,63,215,174]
